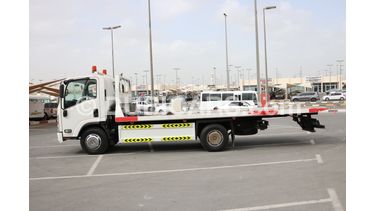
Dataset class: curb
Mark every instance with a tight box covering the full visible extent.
[29,119,57,125]
[321,109,346,113]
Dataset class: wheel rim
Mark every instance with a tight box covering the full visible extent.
[85,134,101,150]
[207,130,224,146]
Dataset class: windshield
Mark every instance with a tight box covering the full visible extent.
[64,79,97,109]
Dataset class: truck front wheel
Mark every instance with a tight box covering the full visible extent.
[80,127,109,154]
[200,124,229,152]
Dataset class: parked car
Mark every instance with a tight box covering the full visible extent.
[215,101,254,111]
[323,92,346,101]
[44,102,58,119]
[136,101,155,112]
[325,89,344,95]
[287,90,302,99]
[155,103,174,115]
[291,92,319,102]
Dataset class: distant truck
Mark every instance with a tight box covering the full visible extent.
[56,67,327,154]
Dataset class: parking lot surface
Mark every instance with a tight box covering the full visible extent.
[30,112,345,211]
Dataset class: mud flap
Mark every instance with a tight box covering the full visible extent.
[293,114,325,132]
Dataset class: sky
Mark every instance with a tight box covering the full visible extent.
[30,0,345,85]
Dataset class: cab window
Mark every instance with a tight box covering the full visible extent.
[64,79,97,109]
[209,94,221,101]
[222,93,234,101]
[202,93,209,102]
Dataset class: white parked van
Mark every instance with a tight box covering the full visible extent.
[29,95,50,119]
[199,91,258,110]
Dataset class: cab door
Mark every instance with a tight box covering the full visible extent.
[60,78,100,138]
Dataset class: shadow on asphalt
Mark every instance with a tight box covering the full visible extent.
[104,133,344,155]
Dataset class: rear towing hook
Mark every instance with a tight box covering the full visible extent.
[293,114,325,132]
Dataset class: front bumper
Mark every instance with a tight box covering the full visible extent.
[57,132,64,143]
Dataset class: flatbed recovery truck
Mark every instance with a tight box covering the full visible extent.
[57,68,326,154]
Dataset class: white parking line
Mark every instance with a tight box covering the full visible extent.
[86,155,103,176]
[30,157,318,181]
[327,188,344,211]
[220,198,332,211]
[310,139,316,145]
[220,188,344,211]
[315,154,324,164]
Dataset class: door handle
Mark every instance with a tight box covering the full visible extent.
[63,110,68,117]
[93,109,99,117]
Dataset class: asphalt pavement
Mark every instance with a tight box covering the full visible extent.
[29,112,345,211]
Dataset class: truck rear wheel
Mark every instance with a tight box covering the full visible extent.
[200,124,229,152]
[80,127,109,154]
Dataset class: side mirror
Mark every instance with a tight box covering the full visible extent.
[59,84,65,98]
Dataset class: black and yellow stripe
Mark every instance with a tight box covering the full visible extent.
[122,124,153,130]
[122,138,153,143]
[162,136,192,141]
[162,123,192,128]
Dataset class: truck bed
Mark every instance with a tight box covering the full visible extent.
[115,106,327,123]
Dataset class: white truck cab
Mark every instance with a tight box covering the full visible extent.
[57,67,132,148]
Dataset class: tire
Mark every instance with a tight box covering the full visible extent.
[292,99,298,102]
[200,124,229,152]
[43,113,49,120]
[148,106,155,112]
[340,97,344,101]
[80,127,109,154]
[325,97,329,101]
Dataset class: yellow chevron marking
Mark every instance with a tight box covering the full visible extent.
[122,138,153,143]
[162,123,192,128]
[122,124,153,130]
[161,136,192,141]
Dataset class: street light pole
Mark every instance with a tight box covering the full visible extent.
[173,68,180,91]
[263,6,276,106]
[144,70,149,94]
[163,74,166,91]
[224,13,230,91]
[134,73,138,96]
[253,0,261,104]
[103,25,121,77]
[247,68,252,82]
[235,66,242,89]
[327,64,333,90]
[336,59,344,90]
[147,0,155,106]
[213,66,217,85]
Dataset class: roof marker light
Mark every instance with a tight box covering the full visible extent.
[92,65,97,73]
